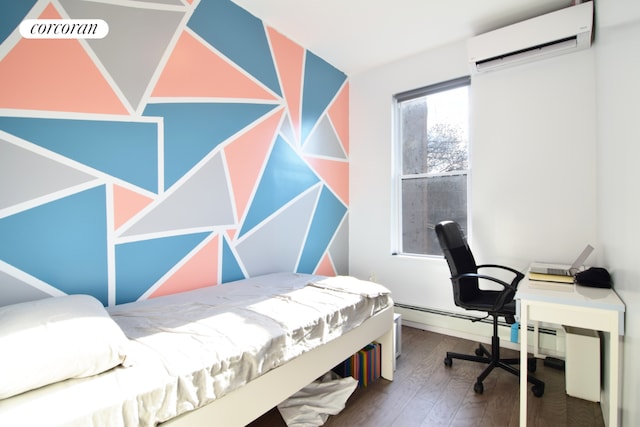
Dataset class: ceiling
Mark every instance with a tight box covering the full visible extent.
[231,0,575,76]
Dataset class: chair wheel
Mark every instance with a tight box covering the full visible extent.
[528,359,537,372]
[532,383,545,397]
[475,347,484,356]
[474,381,484,394]
[444,357,452,367]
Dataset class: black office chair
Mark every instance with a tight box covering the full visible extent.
[435,220,545,397]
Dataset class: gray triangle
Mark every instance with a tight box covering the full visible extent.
[0,139,96,210]
[303,115,346,159]
[121,152,234,237]
[279,112,296,146]
[329,214,349,275]
[235,186,321,277]
[0,271,52,307]
[59,0,184,110]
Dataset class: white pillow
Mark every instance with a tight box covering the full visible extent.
[0,294,129,399]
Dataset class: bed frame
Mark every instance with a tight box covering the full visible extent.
[161,304,395,426]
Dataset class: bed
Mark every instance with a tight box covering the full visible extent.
[0,273,394,427]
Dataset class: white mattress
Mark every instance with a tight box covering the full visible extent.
[0,273,391,427]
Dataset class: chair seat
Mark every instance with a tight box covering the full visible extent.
[461,292,516,315]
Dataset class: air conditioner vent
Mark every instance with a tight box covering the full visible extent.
[468,2,593,73]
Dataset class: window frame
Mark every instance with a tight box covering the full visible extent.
[392,76,471,257]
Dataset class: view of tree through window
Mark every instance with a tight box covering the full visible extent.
[395,77,469,256]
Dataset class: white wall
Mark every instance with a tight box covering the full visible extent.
[350,42,597,314]
[470,52,597,266]
[349,42,469,312]
[595,2,640,425]
[350,2,640,424]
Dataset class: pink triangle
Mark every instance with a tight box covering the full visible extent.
[315,253,336,276]
[305,156,349,205]
[267,27,304,144]
[150,234,219,298]
[113,184,154,230]
[0,4,128,114]
[152,31,276,100]
[224,108,284,221]
[328,82,350,155]
[226,228,238,241]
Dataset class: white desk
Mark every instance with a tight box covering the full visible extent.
[515,278,625,427]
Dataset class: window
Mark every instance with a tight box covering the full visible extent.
[393,76,470,256]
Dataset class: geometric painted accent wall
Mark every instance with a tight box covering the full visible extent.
[0,0,349,306]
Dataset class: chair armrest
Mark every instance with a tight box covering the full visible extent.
[476,264,525,281]
[452,271,523,312]
[452,272,515,291]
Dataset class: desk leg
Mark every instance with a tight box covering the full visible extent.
[533,321,540,358]
[519,300,529,427]
[609,327,620,426]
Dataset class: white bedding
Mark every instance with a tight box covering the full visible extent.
[0,273,391,427]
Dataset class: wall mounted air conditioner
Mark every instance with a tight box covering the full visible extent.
[468,1,593,73]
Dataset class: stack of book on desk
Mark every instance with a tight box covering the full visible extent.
[528,261,577,284]
[528,270,574,284]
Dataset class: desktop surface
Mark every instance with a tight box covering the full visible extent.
[517,279,625,313]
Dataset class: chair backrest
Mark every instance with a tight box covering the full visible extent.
[434,221,481,306]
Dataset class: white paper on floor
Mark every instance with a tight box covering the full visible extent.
[277,371,358,426]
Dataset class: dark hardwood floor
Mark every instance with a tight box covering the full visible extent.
[249,326,604,427]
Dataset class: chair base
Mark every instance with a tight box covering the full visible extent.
[444,318,545,397]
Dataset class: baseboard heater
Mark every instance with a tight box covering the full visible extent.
[395,303,557,336]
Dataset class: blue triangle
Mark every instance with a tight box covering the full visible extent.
[240,136,320,237]
[300,52,347,144]
[115,232,209,304]
[0,186,109,305]
[0,116,159,193]
[0,1,37,45]
[297,187,347,274]
[143,102,277,189]
[188,0,281,97]
[221,236,245,283]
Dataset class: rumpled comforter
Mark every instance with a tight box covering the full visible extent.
[0,273,391,427]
